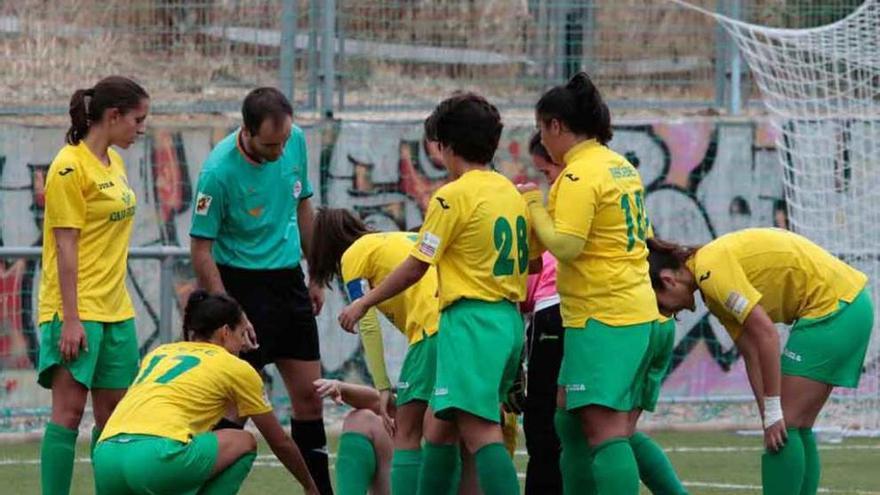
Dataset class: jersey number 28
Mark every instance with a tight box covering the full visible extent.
[493,216,528,276]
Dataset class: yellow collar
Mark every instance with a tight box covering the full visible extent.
[562,139,601,165]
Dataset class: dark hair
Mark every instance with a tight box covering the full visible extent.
[535,72,612,145]
[308,208,373,288]
[66,76,149,145]
[424,92,503,164]
[183,290,244,341]
[242,87,294,135]
[646,238,701,289]
[528,132,553,162]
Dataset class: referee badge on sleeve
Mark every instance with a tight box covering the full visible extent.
[195,192,213,216]
[293,180,303,199]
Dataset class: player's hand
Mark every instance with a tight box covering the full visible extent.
[516,182,539,194]
[338,300,367,333]
[240,312,259,351]
[314,379,344,405]
[764,418,787,452]
[59,318,87,362]
[308,280,325,315]
[379,389,397,436]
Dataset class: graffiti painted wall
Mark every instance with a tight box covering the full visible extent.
[0,118,876,428]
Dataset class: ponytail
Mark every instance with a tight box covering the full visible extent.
[308,207,372,288]
[66,88,95,145]
[536,72,613,145]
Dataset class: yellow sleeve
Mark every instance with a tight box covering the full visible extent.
[44,159,86,229]
[552,171,600,240]
[411,189,463,265]
[359,308,391,390]
[695,248,762,327]
[228,360,273,417]
[523,190,584,262]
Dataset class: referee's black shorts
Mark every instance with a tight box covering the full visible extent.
[218,264,320,369]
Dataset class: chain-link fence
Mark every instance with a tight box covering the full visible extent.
[0,0,864,116]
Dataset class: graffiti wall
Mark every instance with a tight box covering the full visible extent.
[0,118,876,428]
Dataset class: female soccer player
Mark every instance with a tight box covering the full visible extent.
[93,290,319,495]
[518,72,679,494]
[338,92,528,495]
[309,207,442,494]
[648,229,873,495]
[37,76,149,495]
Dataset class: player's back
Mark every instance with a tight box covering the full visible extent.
[342,231,439,341]
[100,341,270,443]
[415,169,529,309]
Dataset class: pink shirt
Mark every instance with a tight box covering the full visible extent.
[523,252,559,314]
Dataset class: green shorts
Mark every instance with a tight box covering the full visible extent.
[640,319,676,412]
[431,299,524,423]
[94,433,218,495]
[783,288,874,388]
[397,333,438,406]
[37,315,139,390]
[559,319,656,412]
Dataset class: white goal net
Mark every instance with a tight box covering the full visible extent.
[671,0,880,434]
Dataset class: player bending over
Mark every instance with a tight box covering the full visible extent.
[648,228,873,495]
[309,208,444,494]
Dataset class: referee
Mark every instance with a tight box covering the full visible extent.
[189,87,332,494]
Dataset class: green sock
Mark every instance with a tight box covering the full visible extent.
[473,443,519,495]
[391,448,421,495]
[799,428,820,495]
[417,442,461,495]
[591,437,640,495]
[41,422,78,495]
[762,428,805,495]
[198,451,256,495]
[554,409,596,494]
[630,432,688,494]
[336,432,377,495]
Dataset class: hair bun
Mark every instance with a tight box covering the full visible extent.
[187,289,210,305]
[565,72,594,94]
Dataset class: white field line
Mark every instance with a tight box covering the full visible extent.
[683,481,880,494]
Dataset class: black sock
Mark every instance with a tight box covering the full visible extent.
[291,418,333,495]
[214,417,245,430]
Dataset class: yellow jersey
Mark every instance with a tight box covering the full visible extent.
[100,342,272,443]
[411,169,528,309]
[548,140,659,328]
[688,228,868,340]
[342,232,440,344]
[39,143,136,323]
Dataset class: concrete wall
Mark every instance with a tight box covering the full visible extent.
[0,118,875,426]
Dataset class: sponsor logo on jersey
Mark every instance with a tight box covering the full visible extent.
[436,197,450,209]
[699,271,712,283]
[59,167,74,176]
[564,173,580,182]
[98,180,115,190]
[195,192,213,216]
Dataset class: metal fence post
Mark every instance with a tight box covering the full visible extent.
[159,253,175,344]
[321,0,336,118]
[727,0,743,115]
[279,0,297,102]
[714,0,728,109]
[308,0,319,109]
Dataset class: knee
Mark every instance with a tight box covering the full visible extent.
[343,409,384,437]
[52,401,85,429]
[291,387,323,419]
[395,417,423,447]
